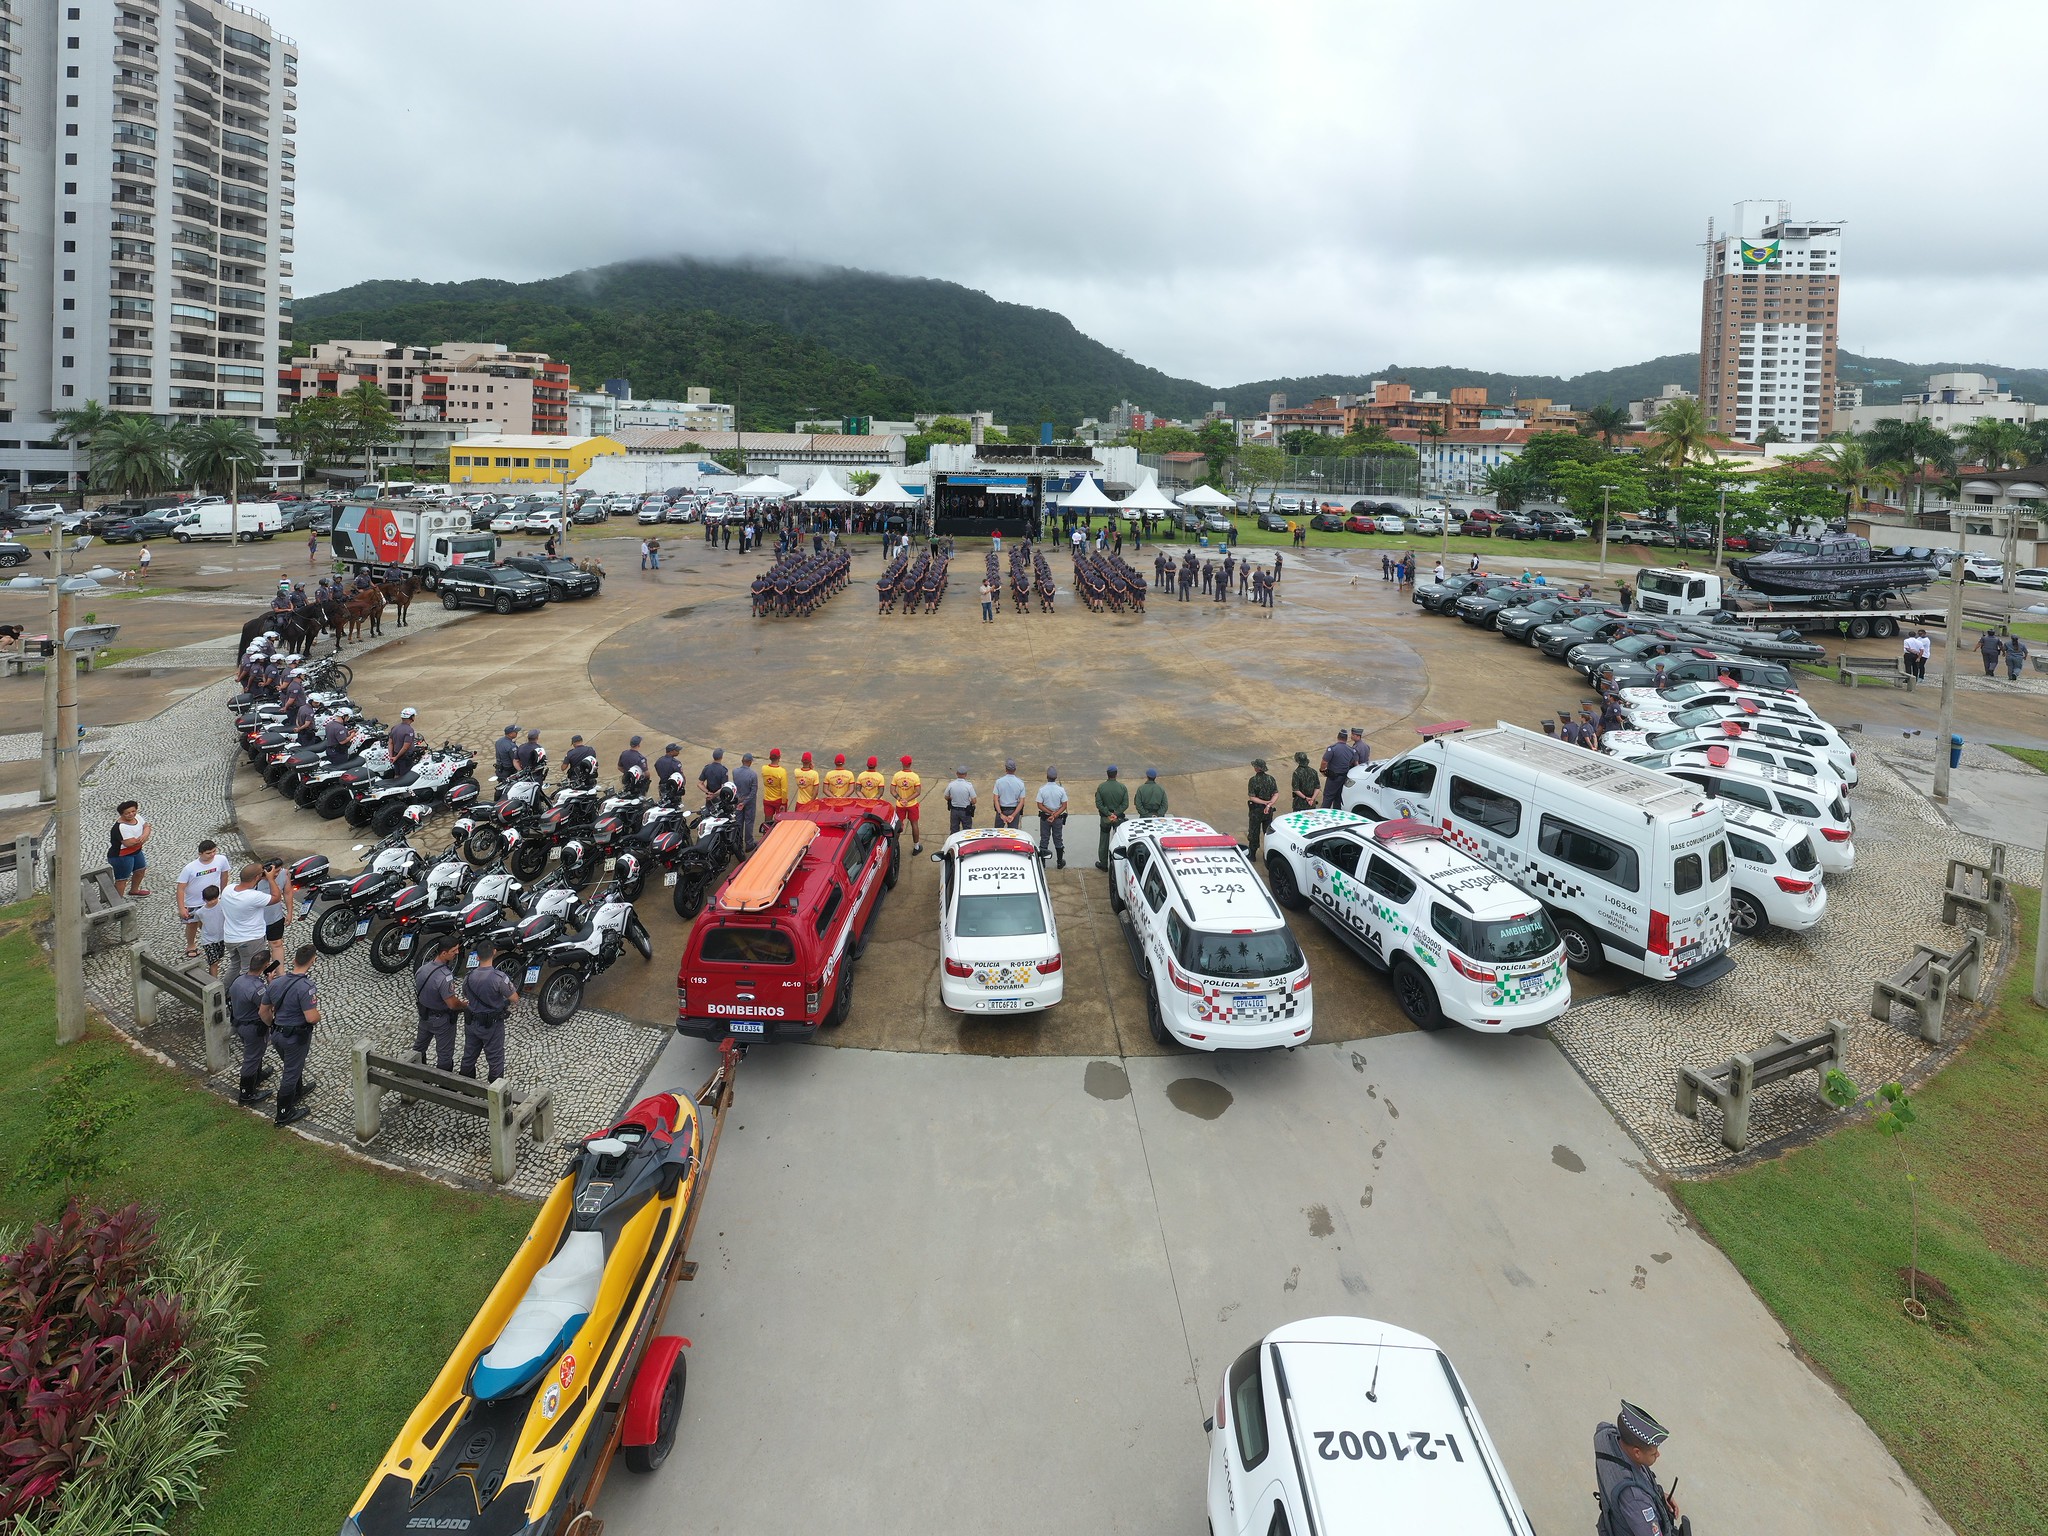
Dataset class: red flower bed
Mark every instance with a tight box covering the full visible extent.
[0,1203,192,1518]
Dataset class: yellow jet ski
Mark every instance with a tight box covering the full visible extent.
[343,1047,740,1534]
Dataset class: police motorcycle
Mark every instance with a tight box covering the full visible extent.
[338,743,481,836]
[259,709,375,795]
[236,687,358,768]
[278,722,390,809]
[461,765,553,866]
[529,878,654,1026]
[368,855,522,974]
[473,876,588,987]
[300,808,434,956]
[560,764,658,891]
[504,758,607,882]
[649,782,745,919]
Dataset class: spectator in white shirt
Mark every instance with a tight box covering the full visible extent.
[218,863,281,981]
[176,839,234,959]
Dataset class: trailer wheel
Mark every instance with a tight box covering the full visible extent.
[622,1348,686,1474]
[1846,616,1870,640]
[1871,615,1897,639]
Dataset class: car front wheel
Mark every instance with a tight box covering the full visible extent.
[1265,852,1304,910]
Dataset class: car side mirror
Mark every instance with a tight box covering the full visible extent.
[1109,847,1128,860]
[930,851,943,862]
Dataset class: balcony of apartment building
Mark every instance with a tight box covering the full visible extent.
[110,270,154,296]
[110,298,155,324]
[174,83,217,118]
[172,249,217,282]
[114,93,160,126]
[173,224,217,255]
[169,359,214,383]
[220,159,267,189]
[113,124,159,151]
[170,333,213,357]
[109,385,154,409]
[113,39,160,70]
[218,286,262,315]
[108,358,153,380]
[176,27,220,66]
[111,328,155,353]
[111,184,156,213]
[168,386,216,412]
[115,70,161,100]
[221,129,265,161]
[115,12,161,43]
[219,233,263,262]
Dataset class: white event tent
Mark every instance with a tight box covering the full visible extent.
[857,468,920,505]
[1058,471,1117,510]
[1118,476,1181,515]
[792,468,854,503]
[1174,483,1237,508]
[735,474,800,498]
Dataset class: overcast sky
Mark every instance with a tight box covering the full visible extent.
[265,0,2048,386]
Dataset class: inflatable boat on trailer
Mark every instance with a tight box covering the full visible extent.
[341,1043,743,1535]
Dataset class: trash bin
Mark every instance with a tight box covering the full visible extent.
[1950,734,1964,769]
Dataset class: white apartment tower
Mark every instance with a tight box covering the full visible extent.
[1698,200,1842,444]
[0,0,297,488]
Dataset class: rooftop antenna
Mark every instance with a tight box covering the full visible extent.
[1365,1332,1386,1403]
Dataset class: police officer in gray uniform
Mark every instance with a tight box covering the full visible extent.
[227,955,277,1107]
[494,724,520,782]
[1319,728,1355,809]
[732,752,761,853]
[1594,1401,1686,1536]
[993,759,1027,828]
[264,944,322,1128]
[413,937,465,1072]
[461,941,519,1082]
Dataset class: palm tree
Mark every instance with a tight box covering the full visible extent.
[87,414,182,498]
[339,381,400,479]
[49,399,115,447]
[178,417,265,492]
[1954,416,2028,475]
[1580,403,1630,450]
[1480,459,1532,510]
[1647,397,1714,470]
[1864,418,1957,516]
[1812,439,1878,518]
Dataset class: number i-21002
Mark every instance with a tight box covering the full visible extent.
[1313,1429,1463,1463]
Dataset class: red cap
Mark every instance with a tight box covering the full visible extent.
[769,748,781,760]
[900,755,913,767]
[801,752,812,764]
[835,753,846,766]
[867,756,878,769]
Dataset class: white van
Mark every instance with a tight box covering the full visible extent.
[168,501,283,542]
[1206,1316,1536,1536]
[1344,723,1735,986]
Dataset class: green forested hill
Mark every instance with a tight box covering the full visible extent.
[297,258,1219,428]
[294,297,924,432]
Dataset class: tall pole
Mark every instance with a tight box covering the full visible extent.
[229,450,240,545]
[1712,481,1728,573]
[39,516,60,801]
[1598,484,1615,578]
[51,532,84,1044]
[1931,555,1966,803]
[2035,815,2048,1007]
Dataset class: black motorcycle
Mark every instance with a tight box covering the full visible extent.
[532,880,653,1026]
[304,813,431,955]
[653,786,744,919]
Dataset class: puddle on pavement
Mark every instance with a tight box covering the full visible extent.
[1551,1144,1586,1173]
[1166,1077,1233,1119]
[1083,1060,1131,1100]
[663,605,698,620]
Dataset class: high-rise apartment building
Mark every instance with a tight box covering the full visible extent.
[277,340,571,434]
[1699,200,1842,444]
[0,0,297,488]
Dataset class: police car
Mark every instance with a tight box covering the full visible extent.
[933,829,1063,1014]
[1616,681,1817,727]
[1107,817,1312,1050]
[1717,801,1828,936]
[1604,714,1858,788]
[1263,810,1569,1033]
[1206,1316,1537,1536]
[1611,733,1849,798]
[1656,750,1856,874]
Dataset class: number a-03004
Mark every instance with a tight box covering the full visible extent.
[1313,1429,1463,1463]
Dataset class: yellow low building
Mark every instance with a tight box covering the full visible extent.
[449,433,625,485]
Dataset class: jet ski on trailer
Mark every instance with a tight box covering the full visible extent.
[343,1046,742,1535]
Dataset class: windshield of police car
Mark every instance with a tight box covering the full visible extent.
[956,891,1046,938]
[1173,921,1304,980]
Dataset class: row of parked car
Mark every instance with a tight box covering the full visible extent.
[1411,569,1859,941]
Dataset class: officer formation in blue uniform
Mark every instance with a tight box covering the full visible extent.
[876,549,951,615]
[752,547,851,617]
[1069,546,1147,613]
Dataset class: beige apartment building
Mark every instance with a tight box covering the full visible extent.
[1698,200,1843,444]
[278,339,569,434]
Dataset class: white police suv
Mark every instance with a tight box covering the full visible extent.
[1207,1316,1537,1536]
[1262,810,1570,1033]
[1108,816,1312,1050]
[932,828,1063,1014]
[1717,802,1828,936]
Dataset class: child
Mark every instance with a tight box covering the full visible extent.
[197,885,227,975]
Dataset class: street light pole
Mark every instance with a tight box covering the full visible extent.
[39,515,60,801]
[1598,483,1616,577]
[48,526,85,1044]
[1932,556,1966,803]
[1712,481,1729,573]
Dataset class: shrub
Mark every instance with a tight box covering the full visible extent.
[0,1203,260,1534]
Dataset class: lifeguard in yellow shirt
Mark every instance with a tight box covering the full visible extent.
[795,752,822,806]
[822,753,857,800]
[855,755,887,800]
[889,755,924,852]
[759,747,790,830]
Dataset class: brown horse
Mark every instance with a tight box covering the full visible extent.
[342,589,384,643]
[375,569,423,629]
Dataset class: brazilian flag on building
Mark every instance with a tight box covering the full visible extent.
[1740,239,1781,267]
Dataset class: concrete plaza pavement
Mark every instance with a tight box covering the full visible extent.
[600,1032,1947,1536]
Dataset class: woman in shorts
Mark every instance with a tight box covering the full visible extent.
[262,858,294,963]
[108,800,153,897]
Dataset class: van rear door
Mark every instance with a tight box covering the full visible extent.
[1658,807,1733,985]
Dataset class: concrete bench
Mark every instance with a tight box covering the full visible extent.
[1837,653,1911,690]
[1869,930,1983,1044]
[80,867,139,952]
[1943,846,2008,930]
[131,949,232,1069]
[1675,1021,1849,1152]
[0,647,93,677]
[0,834,39,886]
[351,1042,555,1185]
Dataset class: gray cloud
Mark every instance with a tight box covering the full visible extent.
[266,0,2048,385]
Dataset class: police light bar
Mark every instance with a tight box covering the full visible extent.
[1736,698,1759,714]
[1159,835,1238,850]
[1416,720,1469,739]
[960,836,1037,860]
[1373,818,1445,844]
[1717,673,1741,687]
[1706,745,1731,766]
[1690,648,1717,658]
[1720,722,1743,737]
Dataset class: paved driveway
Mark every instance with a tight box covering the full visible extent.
[598,1033,1946,1535]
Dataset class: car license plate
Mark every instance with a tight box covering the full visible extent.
[524,965,542,986]
[354,918,371,937]
[664,871,678,886]
[466,951,480,969]
[1233,993,1262,1006]
[983,997,1024,1011]
[728,1020,766,1035]
[397,933,413,952]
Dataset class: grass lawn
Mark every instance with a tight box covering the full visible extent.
[1677,886,2048,1536]
[0,904,535,1536]
[1993,744,2048,774]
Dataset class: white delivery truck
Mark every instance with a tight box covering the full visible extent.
[330,499,496,588]
[1343,722,1735,987]
[167,501,284,542]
